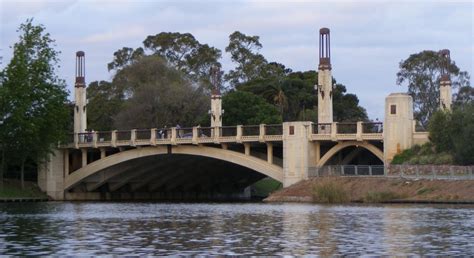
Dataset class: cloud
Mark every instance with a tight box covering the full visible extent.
[80,26,147,44]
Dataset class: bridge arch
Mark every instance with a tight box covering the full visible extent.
[65,145,283,191]
[317,141,384,167]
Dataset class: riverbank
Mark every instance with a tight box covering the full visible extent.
[264,177,474,203]
[0,179,48,202]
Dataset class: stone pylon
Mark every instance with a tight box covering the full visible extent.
[210,66,223,127]
[316,28,333,124]
[74,51,87,134]
[439,49,452,110]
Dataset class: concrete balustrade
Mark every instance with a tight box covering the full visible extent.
[65,122,387,149]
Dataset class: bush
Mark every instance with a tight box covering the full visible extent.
[312,182,349,203]
[364,191,401,203]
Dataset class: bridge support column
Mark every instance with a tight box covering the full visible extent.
[100,148,106,159]
[283,121,312,187]
[244,143,251,156]
[267,143,273,164]
[81,149,87,167]
[38,149,65,200]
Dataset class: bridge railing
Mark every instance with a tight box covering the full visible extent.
[97,131,112,143]
[156,128,172,140]
[220,126,237,137]
[116,130,131,144]
[78,132,92,144]
[336,122,357,134]
[265,124,283,135]
[362,122,383,134]
[312,123,332,134]
[197,127,214,139]
[136,129,151,141]
[309,165,474,180]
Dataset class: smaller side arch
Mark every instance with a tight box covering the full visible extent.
[317,141,384,167]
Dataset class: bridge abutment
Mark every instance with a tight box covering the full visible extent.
[282,122,312,187]
[38,149,66,200]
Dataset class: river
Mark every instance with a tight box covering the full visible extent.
[0,202,472,255]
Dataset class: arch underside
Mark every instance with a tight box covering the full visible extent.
[317,141,384,166]
[65,146,283,194]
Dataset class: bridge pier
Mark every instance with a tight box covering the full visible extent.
[38,149,66,200]
[282,122,312,187]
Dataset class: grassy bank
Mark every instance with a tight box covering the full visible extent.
[0,179,47,199]
[265,177,474,204]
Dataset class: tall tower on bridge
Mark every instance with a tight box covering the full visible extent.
[74,51,87,134]
[439,49,452,110]
[317,28,333,124]
[209,65,223,127]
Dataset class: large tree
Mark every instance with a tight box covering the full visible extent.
[225,31,269,86]
[396,50,470,126]
[222,91,281,126]
[111,55,209,129]
[143,32,221,84]
[0,19,69,188]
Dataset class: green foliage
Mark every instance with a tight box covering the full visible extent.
[87,80,124,131]
[143,32,221,83]
[364,191,401,203]
[396,50,470,127]
[112,56,209,129]
[428,110,453,152]
[0,180,46,198]
[450,103,474,165]
[0,19,69,187]
[222,91,281,126]
[312,182,349,203]
[252,177,282,197]
[224,31,268,86]
[393,103,474,165]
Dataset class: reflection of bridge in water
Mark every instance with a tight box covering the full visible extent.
[39,27,439,200]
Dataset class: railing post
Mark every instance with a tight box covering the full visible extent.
[356,121,363,141]
[130,129,136,146]
[192,127,198,145]
[449,166,453,180]
[92,131,98,148]
[431,165,435,180]
[369,165,372,176]
[111,130,117,147]
[259,124,265,142]
[171,127,177,145]
[150,128,157,146]
[236,125,243,143]
[331,122,337,141]
[355,165,358,176]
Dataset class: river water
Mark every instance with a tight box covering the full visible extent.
[0,202,472,255]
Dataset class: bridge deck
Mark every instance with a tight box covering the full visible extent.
[62,122,383,149]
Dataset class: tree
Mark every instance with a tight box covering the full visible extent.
[87,80,124,131]
[225,31,268,86]
[396,50,470,126]
[111,55,209,129]
[450,103,474,165]
[0,19,69,188]
[453,85,474,106]
[143,32,221,84]
[428,110,453,153]
[222,91,281,126]
[107,47,144,72]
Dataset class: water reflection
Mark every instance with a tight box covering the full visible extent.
[0,202,472,255]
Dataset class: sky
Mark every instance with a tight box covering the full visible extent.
[0,0,473,120]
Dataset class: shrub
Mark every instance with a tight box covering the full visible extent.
[312,182,349,203]
[364,191,400,203]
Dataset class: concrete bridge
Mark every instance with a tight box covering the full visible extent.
[38,27,449,200]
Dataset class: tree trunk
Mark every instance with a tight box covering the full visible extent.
[20,159,25,190]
